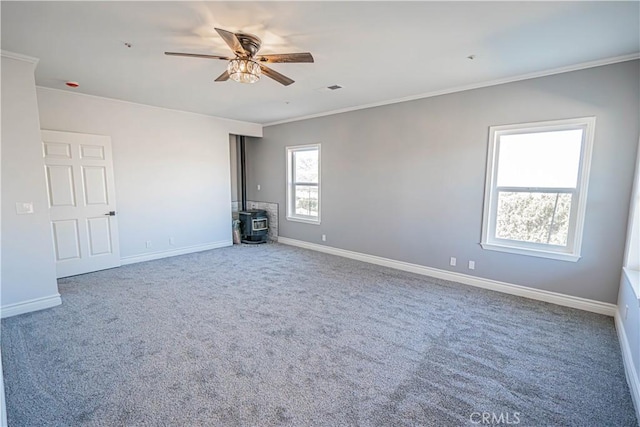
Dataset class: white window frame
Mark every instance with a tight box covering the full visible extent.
[481,117,596,262]
[622,137,640,299]
[286,143,321,224]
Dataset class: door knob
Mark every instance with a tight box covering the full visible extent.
[105,211,116,216]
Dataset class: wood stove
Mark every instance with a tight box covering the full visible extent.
[239,209,268,244]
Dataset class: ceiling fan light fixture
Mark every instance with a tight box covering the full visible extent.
[228,58,261,84]
[166,28,312,86]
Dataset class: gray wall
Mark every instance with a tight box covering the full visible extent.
[246,60,640,304]
[1,54,59,310]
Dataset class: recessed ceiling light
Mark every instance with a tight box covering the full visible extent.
[65,81,79,88]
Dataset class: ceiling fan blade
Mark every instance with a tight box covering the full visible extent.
[260,64,294,86]
[215,70,230,82]
[256,53,314,63]
[165,52,229,60]
[215,28,247,56]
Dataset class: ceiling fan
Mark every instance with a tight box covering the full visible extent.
[165,28,314,86]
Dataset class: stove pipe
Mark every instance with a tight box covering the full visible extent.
[239,135,247,212]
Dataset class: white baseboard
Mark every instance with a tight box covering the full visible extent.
[0,346,5,427]
[278,237,616,316]
[0,294,62,319]
[120,240,232,266]
[615,310,640,423]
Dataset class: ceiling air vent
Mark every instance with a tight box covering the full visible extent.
[316,84,343,93]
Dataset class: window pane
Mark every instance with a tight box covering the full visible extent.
[294,185,318,217]
[495,191,572,246]
[294,149,318,183]
[497,129,583,188]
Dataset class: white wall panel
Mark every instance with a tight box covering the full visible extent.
[80,144,105,160]
[52,219,80,260]
[43,141,71,159]
[46,165,75,207]
[87,217,112,256]
[82,166,108,205]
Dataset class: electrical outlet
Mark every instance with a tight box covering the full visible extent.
[450,257,457,266]
[169,237,175,246]
[468,260,475,270]
[624,305,629,320]
[145,240,152,249]
[257,184,261,191]
[15,202,34,215]
[322,234,327,242]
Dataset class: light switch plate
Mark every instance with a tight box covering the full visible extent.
[15,202,34,215]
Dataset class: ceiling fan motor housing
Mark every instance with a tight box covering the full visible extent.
[235,33,262,57]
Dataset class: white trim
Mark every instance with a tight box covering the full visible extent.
[615,310,640,422]
[120,240,232,266]
[265,54,639,127]
[0,294,62,319]
[0,50,39,65]
[0,348,6,427]
[623,136,640,271]
[286,216,321,225]
[623,267,640,307]
[35,86,263,136]
[480,242,580,262]
[278,237,616,316]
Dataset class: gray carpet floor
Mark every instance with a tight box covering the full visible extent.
[2,243,636,426]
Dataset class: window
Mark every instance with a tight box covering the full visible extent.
[286,144,320,224]
[623,137,640,297]
[481,117,595,261]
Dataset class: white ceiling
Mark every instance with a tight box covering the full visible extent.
[2,1,639,125]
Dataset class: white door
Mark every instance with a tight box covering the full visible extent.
[42,130,121,278]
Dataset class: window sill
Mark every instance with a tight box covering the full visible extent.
[481,242,580,262]
[286,216,321,225]
[622,267,640,306]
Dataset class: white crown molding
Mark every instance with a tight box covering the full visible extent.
[265,53,640,127]
[0,50,39,65]
[1,294,61,319]
[278,237,617,316]
[615,310,640,422]
[120,240,232,266]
